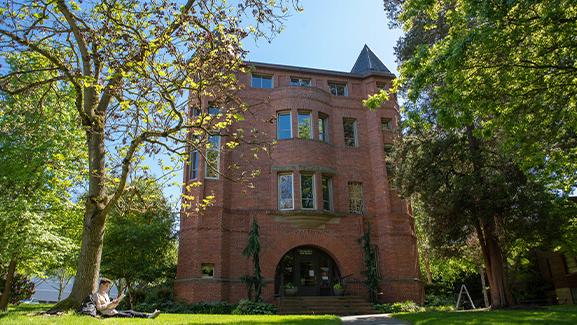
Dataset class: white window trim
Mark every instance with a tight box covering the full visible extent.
[344,118,359,147]
[251,73,274,89]
[349,182,364,215]
[322,176,333,212]
[290,77,311,87]
[205,135,221,179]
[278,173,294,211]
[300,173,316,210]
[277,111,293,140]
[189,149,199,181]
[319,114,329,143]
[329,82,348,96]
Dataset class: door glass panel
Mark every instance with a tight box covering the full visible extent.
[299,262,315,287]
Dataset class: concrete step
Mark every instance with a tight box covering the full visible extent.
[278,296,378,316]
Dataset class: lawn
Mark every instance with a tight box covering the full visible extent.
[394,305,577,325]
[0,304,341,325]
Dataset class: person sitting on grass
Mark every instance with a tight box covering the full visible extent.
[93,277,160,319]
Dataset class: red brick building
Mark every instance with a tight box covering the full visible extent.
[175,46,423,304]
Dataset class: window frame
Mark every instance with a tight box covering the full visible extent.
[205,135,221,179]
[278,173,295,211]
[300,173,316,210]
[277,111,292,140]
[322,175,333,212]
[318,113,329,143]
[189,148,199,180]
[348,182,364,215]
[343,118,358,147]
[201,263,215,278]
[328,82,348,96]
[297,111,313,140]
[251,73,273,89]
[381,118,393,131]
[290,77,311,87]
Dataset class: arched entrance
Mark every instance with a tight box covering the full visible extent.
[275,246,341,296]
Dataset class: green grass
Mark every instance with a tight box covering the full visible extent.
[0,304,341,325]
[394,305,577,325]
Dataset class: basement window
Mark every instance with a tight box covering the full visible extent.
[201,263,214,278]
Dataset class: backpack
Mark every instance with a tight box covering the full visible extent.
[78,293,98,317]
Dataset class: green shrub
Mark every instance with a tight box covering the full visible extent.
[232,299,277,315]
[424,292,455,307]
[0,273,35,304]
[374,300,424,313]
[425,305,455,312]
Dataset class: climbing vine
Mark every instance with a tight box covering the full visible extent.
[360,222,381,303]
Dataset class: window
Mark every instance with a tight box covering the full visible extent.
[348,182,364,214]
[208,106,220,116]
[377,82,387,91]
[381,118,393,131]
[251,74,273,88]
[384,144,394,175]
[298,111,312,139]
[277,111,292,140]
[205,135,220,179]
[564,255,577,274]
[201,263,214,278]
[322,176,332,211]
[192,107,202,117]
[343,118,358,147]
[290,77,311,87]
[328,82,348,96]
[189,149,199,180]
[318,113,329,143]
[278,173,294,210]
[301,174,315,209]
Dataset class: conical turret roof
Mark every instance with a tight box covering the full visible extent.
[350,45,392,75]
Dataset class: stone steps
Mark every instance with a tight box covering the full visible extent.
[278,296,379,315]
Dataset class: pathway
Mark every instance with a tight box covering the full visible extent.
[341,314,410,325]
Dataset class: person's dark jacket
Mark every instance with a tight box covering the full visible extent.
[78,294,98,317]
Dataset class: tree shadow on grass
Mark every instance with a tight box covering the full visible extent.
[395,307,577,325]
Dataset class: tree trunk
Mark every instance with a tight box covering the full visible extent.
[423,249,433,285]
[475,219,513,308]
[0,258,17,311]
[126,279,134,310]
[49,123,108,312]
[479,265,489,308]
[57,273,64,302]
[466,125,512,308]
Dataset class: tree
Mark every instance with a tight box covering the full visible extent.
[412,198,489,307]
[0,273,35,306]
[382,0,577,191]
[0,54,85,311]
[242,218,263,302]
[100,178,177,309]
[375,0,576,308]
[0,0,299,310]
[387,124,566,308]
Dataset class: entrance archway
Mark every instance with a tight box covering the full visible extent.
[274,246,341,296]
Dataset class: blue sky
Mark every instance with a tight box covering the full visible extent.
[163,0,402,203]
[244,0,402,75]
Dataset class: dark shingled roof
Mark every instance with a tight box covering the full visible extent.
[350,45,392,75]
